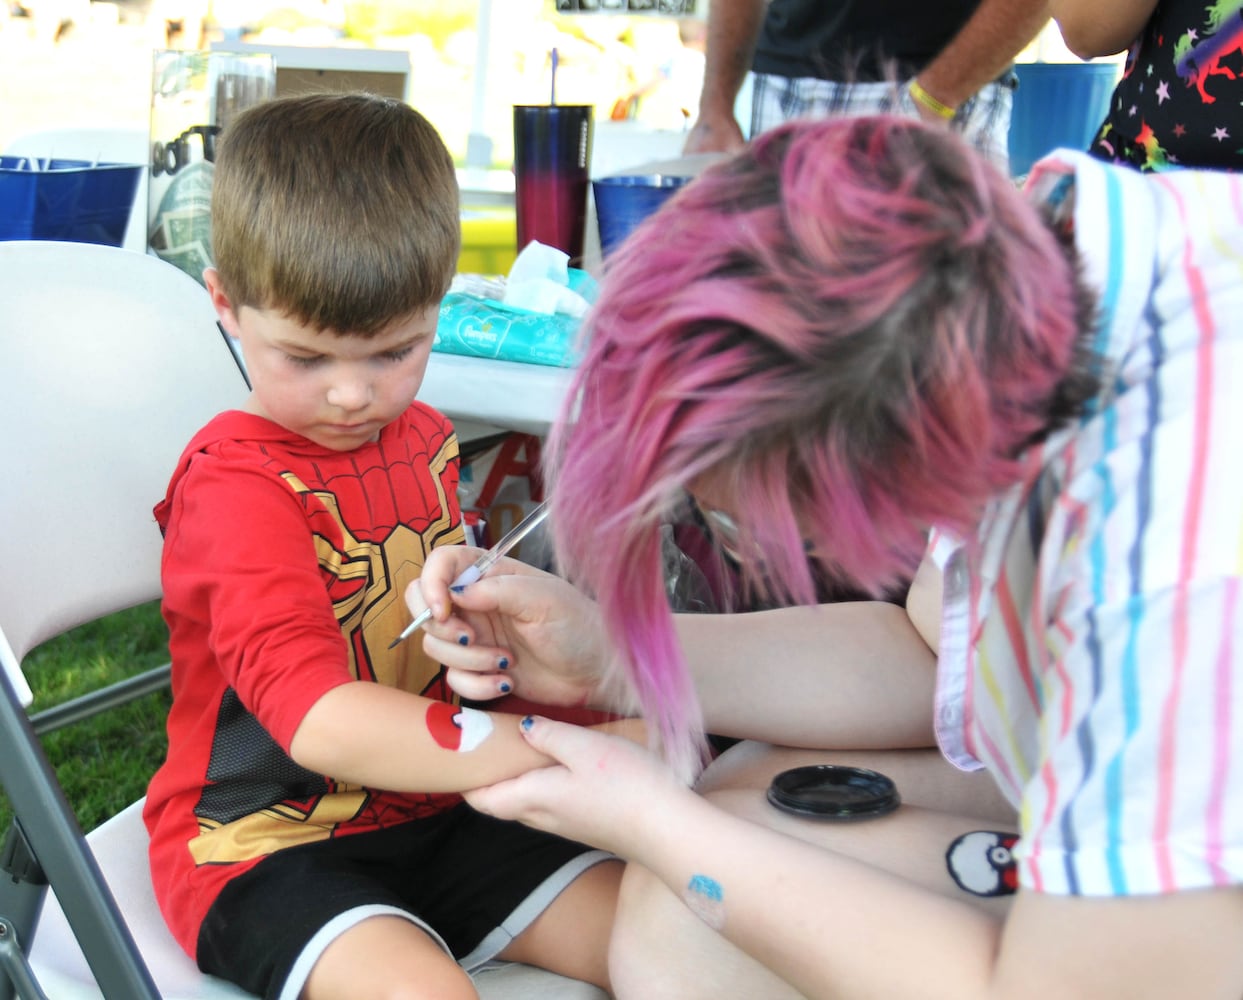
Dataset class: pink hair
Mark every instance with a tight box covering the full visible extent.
[547,116,1095,776]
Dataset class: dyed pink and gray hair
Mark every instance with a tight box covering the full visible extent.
[547,115,1097,776]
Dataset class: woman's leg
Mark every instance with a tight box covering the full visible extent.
[609,743,1018,1000]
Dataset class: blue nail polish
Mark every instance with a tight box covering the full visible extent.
[499,681,512,694]
[498,657,509,670]
[458,634,469,646]
[520,715,535,732]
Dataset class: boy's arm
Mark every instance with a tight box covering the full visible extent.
[166,454,626,793]
[289,682,643,792]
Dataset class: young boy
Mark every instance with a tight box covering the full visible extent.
[143,93,624,1000]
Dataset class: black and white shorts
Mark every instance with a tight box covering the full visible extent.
[196,803,611,1000]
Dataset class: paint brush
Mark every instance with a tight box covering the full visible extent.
[387,500,551,649]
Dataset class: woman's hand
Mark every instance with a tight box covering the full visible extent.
[464,715,691,858]
[405,548,613,708]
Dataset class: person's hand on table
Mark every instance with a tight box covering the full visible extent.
[464,715,690,857]
[683,110,747,155]
[406,548,611,709]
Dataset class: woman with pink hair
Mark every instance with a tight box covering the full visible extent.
[408,115,1243,997]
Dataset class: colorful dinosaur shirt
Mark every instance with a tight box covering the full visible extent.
[1090,0,1243,170]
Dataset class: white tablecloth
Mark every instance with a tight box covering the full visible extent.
[419,351,573,439]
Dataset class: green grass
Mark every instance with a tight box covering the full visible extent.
[1,601,172,835]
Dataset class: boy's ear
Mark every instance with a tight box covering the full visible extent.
[202,268,240,339]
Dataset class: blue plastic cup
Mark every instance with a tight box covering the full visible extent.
[593,173,691,258]
[0,157,142,246]
[1007,62,1120,177]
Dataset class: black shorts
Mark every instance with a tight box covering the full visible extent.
[196,803,610,1000]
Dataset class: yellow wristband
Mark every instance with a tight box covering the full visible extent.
[908,79,957,120]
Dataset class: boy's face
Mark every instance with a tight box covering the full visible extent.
[206,270,438,452]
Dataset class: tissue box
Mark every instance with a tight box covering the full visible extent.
[435,293,582,368]
[435,266,596,367]
[0,157,143,246]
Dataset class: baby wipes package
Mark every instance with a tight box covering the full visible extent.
[435,241,598,368]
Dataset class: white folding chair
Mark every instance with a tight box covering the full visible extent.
[0,241,605,1000]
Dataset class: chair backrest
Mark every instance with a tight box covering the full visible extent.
[0,241,248,702]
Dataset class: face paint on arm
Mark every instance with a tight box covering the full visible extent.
[945,830,1019,897]
[683,874,725,930]
[425,702,494,752]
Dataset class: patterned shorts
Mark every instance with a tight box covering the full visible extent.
[750,71,1017,172]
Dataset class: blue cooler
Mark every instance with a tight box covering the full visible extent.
[1008,62,1120,177]
[0,157,143,246]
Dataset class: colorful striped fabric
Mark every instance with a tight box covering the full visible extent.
[934,152,1243,897]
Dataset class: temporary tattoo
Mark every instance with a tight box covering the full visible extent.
[683,874,725,930]
[425,702,493,752]
[945,830,1019,897]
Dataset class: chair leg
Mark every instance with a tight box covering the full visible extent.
[0,671,160,1000]
[0,916,50,1000]
[0,821,48,1000]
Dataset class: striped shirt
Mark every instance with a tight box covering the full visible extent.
[934,151,1243,897]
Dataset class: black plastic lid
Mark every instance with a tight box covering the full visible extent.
[766,764,900,821]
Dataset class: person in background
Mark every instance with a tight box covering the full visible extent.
[410,115,1243,997]
[1053,0,1243,170]
[144,92,633,1000]
[611,17,707,129]
[683,0,1051,170]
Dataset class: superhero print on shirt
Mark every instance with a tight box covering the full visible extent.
[189,422,467,865]
[281,430,463,692]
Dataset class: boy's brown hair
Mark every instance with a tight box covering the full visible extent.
[210,92,460,336]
